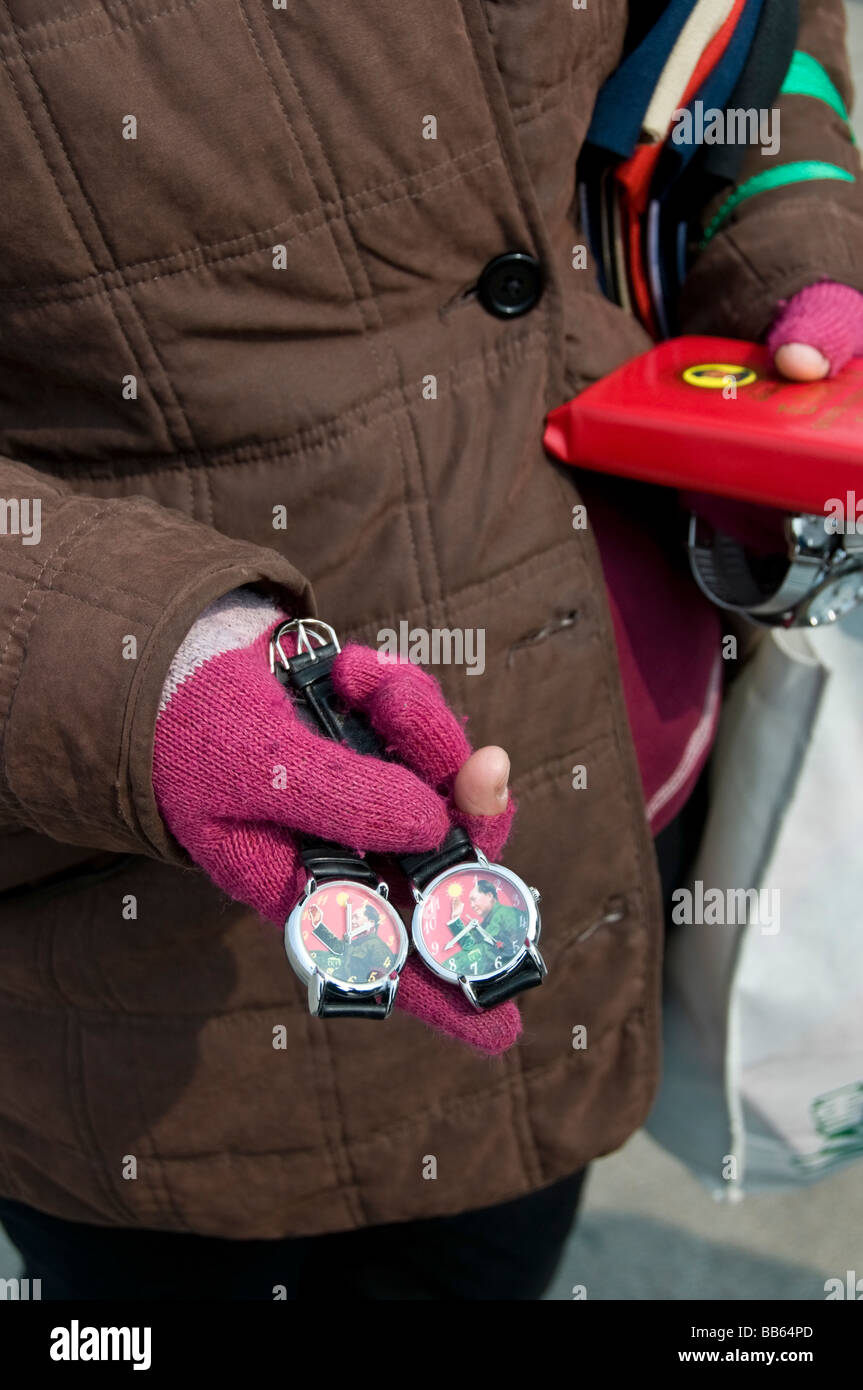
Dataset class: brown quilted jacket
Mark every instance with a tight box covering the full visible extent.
[0,0,860,1237]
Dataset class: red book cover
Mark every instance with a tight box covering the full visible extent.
[543,336,863,516]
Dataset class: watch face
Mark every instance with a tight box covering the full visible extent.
[286,880,408,990]
[412,862,537,984]
[801,566,863,626]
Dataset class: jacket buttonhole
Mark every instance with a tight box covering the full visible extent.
[506,609,579,665]
[575,894,627,943]
[439,285,478,320]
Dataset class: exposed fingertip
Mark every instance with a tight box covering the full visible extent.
[774,341,830,382]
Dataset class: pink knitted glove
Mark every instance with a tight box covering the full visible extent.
[767,280,863,381]
[153,590,520,1054]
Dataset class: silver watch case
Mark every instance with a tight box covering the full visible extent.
[688,511,863,628]
[285,877,409,1018]
[409,853,543,1006]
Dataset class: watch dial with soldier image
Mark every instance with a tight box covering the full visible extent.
[286,880,408,992]
[412,863,537,985]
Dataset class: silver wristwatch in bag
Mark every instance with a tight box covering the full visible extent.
[688,511,863,629]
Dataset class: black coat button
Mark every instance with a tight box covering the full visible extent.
[477,252,543,318]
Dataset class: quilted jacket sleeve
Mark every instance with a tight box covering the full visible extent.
[0,456,314,862]
[678,0,863,339]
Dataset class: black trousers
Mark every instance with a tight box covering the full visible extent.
[0,1169,586,1301]
[0,775,709,1301]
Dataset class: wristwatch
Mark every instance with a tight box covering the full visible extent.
[401,827,546,1010]
[284,840,408,1019]
[688,511,863,628]
[272,618,409,1019]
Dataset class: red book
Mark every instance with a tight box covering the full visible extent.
[544,336,863,517]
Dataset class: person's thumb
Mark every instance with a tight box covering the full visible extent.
[452,745,510,816]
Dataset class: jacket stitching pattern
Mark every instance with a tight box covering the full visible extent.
[0,8,199,513]
[0,143,504,307]
[547,462,663,1120]
[0,994,649,1169]
[0,503,115,818]
[0,0,207,59]
[253,0,442,620]
[125,1021,196,1231]
[7,330,548,484]
[63,1008,143,1224]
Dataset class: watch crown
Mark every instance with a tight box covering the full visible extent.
[530,886,541,904]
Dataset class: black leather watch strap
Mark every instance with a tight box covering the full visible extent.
[470,952,545,1008]
[276,635,389,885]
[318,981,393,1020]
[274,641,384,756]
[689,522,779,610]
[299,838,381,887]
[399,826,475,892]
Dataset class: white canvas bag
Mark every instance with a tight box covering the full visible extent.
[646,609,863,1197]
